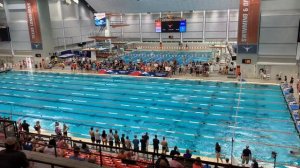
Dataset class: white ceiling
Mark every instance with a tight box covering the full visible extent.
[85,0,239,13]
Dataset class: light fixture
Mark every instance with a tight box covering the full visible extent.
[65,0,71,5]
[72,0,79,4]
[0,3,3,8]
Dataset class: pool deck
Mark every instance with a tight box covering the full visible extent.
[9,67,298,168]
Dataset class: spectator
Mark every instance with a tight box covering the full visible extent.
[140,136,147,153]
[89,127,95,144]
[108,129,114,152]
[132,135,139,153]
[43,138,56,156]
[125,136,131,149]
[22,136,33,151]
[57,137,69,157]
[183,149,192,159]
[169,154,184,168]
[63,123,69,137]
[21,120,30,133]
[251,158,258,168]
[170,146,180,156]
[153,135,160,155]
[0,137,29,168]
[69,147,85,161]
[114,130,120,149]
[155,154,170,168]
[241,145,252,164]
[121,134,126,148]
[144,132,149,151]
[34,121,41,134]
[95,129,101,149]
[193,157,203,168]
[55,122,62,136]
[215,142,223,163]
[102,130,107,146]
[161,136,168,154]
[290,76,294,85]
[80,142,90,154]
[117,150,127,159]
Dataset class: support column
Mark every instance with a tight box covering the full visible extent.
[59,0,66,50]
[159,12,162,42]
[180,11,183,44]
[226,9,230,42]
[3,0,14,56]
[139,13,142,42]
[121,14,124,40]
[202,10,206,42]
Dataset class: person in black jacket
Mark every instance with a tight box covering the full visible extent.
[153,135,160,155]
[0,137,29,168]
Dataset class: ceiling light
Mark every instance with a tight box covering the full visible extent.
[0,3,3,8]
[72,0,79,4]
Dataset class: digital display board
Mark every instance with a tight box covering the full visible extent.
[155,19,186,33]
[94,13,106,26]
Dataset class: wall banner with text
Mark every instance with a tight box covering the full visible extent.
[25,0,43,50]
[237,0,260,54]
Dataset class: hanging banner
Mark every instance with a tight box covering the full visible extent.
[25,0,43,50]
[237,0,260,54]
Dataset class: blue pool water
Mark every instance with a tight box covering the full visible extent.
[121,51,212,65]
[0,71,299,166]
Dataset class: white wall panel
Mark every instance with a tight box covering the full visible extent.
[123,33,140,38]
[123,25,139,32]
[63,20,80,28]
[143,33,160,39]
[8,9,26,21]
[260,15,300,27]
[52,29,64,38]
[64,27,81,37]
[62,3,78,20]
[12,41,31,50]
[206,22,227,31]
[0,42,11,50]
[162,33,180,39]
[51,21,63,29]
[10,30,30,42]
[259,44,298,56]
[186,22,203,31]
[260,28,298,44]
[261,0,300,11]
[142,23,155,33]
[228,31,237,38]
[48,0,61,21]
[229,22,238,31]
[205,32,226,39]
[183,32,203,39]
[9,22,28,31]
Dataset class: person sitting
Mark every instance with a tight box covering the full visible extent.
[289,86,294,93]
[170,146,180,156]
[43,139,56,156]
[193,157,203,168]
[80,142,90,154]
[117,150,127,159]
[169,154,184,168]
[0,137,29,168]
[69,147,85,161]
[183,149,192,159]
[251,158,258,168]
[155,154,170,168]
[23,136,33,151]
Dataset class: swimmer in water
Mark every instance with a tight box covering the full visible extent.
[290,150,300,156]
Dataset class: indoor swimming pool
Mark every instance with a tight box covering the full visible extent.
[0,71,299,166]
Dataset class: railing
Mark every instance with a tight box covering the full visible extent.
[13,131,246,168]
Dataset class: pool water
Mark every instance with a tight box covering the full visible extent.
[0,71,299,166]
[121,51,212,65]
